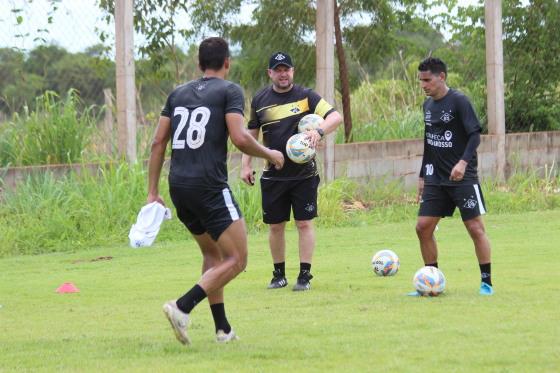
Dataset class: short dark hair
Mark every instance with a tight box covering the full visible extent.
[418,57,447,77]
[198,37,230,71]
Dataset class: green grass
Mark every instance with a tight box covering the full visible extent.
[1,210,559,372]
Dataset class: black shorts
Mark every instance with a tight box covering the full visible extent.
[169,184,242,241]
[260,175,320,224]
[419,184,487,221]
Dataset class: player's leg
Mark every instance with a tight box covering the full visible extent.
[261,178,291,288]
[456,184,493,295]
[415,216,440,265]
[268,222,288,288]
[198,218,248,293]
[291,175,319,291]
[191,232,236,338]
[162,185,206,345]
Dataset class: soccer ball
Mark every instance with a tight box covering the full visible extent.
[286,133,315,164]
[371,249,400,276]
[298,113,324,133]
[412,266,446,296]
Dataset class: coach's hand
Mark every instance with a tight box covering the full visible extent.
[305,129,322,149]
[241,166,256,186]
[268,149,285,170]
[416,177,424,203]
[449,160,467,182]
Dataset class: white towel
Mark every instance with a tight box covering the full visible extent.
[128,202,172,248]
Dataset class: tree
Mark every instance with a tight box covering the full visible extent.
[444,0,560,131]
[98,0,195,83]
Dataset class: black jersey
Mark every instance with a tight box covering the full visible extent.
[248,84,335,180]
[161,77,244,188]
[421,89,481,186]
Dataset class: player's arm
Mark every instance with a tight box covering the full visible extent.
[418,151,426,203]
[227,112,284,170]
[147,116,171,204]
[240,128,260,185]
[450,95,482,182]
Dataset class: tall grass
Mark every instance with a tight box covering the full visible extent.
[0,90,98,167]
[343,65,424,143]
[1,160,559,257]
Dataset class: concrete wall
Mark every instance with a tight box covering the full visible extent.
[2,131,560,192]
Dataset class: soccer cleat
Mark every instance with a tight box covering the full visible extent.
[162,300,191,345]
[479,282,494,296]
[267,270,288,289]
[292,270,313,291]
[216,329,239,343]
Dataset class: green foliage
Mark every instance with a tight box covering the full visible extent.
[441,0,560,132]
[1,159,560,257]
[0,90,97,166]
[0,45,114,116]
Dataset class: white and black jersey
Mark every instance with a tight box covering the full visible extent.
[161,77,244,188]
[421,89,481,186]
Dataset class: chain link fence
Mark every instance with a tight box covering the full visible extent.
[2,0,514,167]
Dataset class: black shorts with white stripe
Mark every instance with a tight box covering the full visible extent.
[419,184,487,221]
[169,184,242,241]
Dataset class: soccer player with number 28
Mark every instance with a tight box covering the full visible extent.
[147,37,284,345]
[412,57,494,296]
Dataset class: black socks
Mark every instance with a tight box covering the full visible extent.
[210,303,231,334]
[480,262,492,286]
[176,284,207,314]
[425,262,438,268]
[274,262,286,276]
[299,262,311,277]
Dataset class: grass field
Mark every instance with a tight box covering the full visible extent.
[1,210,559,372]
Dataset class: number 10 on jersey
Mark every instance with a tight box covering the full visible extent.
[172,106,210,150]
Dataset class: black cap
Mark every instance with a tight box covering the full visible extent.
[269,52,293,69]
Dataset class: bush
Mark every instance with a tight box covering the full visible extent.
[0,90,98,167]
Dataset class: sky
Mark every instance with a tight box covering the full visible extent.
[0,0,488,55]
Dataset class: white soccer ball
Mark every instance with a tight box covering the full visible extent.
[298,113,324,133]
[371,249,400,276]
[413,266,446,296]
[286,133,315,164]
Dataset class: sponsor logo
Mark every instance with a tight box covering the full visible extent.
[426,132,453,148]
[440,110,454,123]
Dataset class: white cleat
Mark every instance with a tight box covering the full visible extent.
[216,329,239,343]
[162,300,191,345]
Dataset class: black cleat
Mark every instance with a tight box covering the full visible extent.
[292,270,313,291]
[267,270,288,289]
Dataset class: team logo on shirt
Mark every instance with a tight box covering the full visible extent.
[440,110,454,123]
[196,83,207,91]
[290,107,301,113]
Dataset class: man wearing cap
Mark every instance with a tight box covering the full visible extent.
[241,52,342,291]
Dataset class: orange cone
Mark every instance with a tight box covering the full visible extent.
[56,282,79,293]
